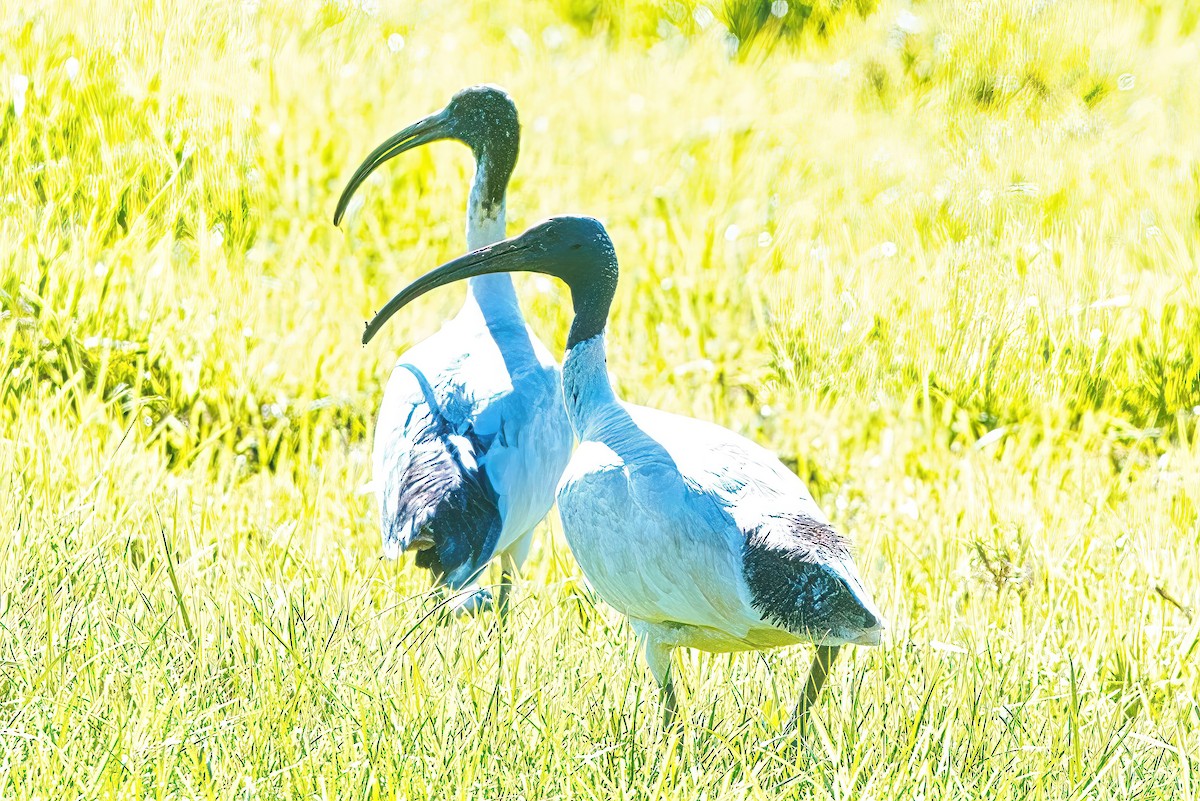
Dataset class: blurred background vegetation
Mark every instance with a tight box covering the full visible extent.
[4,0,1199,472]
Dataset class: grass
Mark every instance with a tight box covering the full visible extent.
[2,0,1199,796]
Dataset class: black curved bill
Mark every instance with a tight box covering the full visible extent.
[332,109,451,226]
[361,236,532,345]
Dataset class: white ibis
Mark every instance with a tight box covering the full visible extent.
[360,217,886,729]
[334,87,573,616]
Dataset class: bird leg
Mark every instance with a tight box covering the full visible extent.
[643,635,679,730]
[661,673,679,730]
[496,568,513,623]
[790,644,840,735]
[495,531,532,625]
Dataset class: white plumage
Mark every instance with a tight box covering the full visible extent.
[369,298,569,580]
[556,337,884,706]
[361,216,886,731]
[337,86,572,614]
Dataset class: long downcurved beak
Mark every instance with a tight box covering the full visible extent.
[333,109,452,226]
[362,237,533,345]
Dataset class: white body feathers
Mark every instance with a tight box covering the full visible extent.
[372,206,573,593]
[554,336,884,666]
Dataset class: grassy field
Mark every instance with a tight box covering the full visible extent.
[3,0,1200,796]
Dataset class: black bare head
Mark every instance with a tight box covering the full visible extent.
[361,216,618,350]
[441,85,519,169]
[333,85,520,225]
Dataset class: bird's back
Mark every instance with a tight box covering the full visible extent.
[557,402,884,650]
[373,314,571,589]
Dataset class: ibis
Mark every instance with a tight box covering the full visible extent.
[360,217,886,730]
[334,87,573,616]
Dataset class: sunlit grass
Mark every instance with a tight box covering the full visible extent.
[1,0,1199,796]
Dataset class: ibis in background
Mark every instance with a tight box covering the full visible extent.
[359,217,886,730]
[334,87,573,616]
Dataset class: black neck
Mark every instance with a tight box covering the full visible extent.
[562,248,618,350]
[474,138,517,212]
[566,303,609,350]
